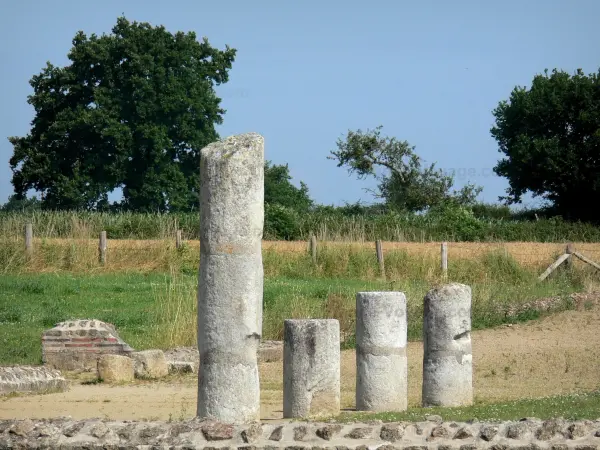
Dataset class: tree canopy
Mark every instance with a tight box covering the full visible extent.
[8,16,236,212]
[491,67,600,222]
[328,126,482,212]
[264,161,312,211]
[0,194,41,212]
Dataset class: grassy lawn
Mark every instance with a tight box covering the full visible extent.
[0,272,161,364]
[335,390,600,422]
[0,266,584,366]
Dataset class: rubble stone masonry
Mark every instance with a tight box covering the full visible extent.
[1,416,600,449]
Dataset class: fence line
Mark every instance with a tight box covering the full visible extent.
[16,224,600,279]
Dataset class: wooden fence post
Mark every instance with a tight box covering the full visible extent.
[99,231,107,265]
[441,241,448,280]
[565,243,573,270]
[572,250,600,272]
[375,239,385,280]
[539,253,571,281]
[176,229,183,249]
[309,235,317,265]
[25,223,33,256]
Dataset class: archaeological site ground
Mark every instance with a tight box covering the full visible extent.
[2,133,600,448]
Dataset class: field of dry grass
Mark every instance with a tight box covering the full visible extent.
[263,240,600,267]
[8,237,600,270]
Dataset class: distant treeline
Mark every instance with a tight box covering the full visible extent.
[1,202,599,242]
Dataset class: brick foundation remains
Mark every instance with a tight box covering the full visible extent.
[42,320,134,371]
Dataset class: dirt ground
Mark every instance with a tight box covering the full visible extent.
[2,306,600,421]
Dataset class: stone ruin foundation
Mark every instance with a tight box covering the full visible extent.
[41,319,134,372]
[0,366,68,395]
[2,416,600,449]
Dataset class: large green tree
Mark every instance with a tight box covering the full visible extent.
[264,161,313,211]
[8,16,236,212]
[0,194,41,212]
[329,126,482,212]
[491,68,600,222]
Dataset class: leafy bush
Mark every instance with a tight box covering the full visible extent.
[264,203,302,240]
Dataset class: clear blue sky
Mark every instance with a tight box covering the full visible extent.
[1,0,598,208]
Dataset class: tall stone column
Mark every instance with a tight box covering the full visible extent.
[197,133,264,423]
[283,319,340,418]
[422,282,473,407]
[355,291,408,412]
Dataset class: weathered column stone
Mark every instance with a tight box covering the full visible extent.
[422,282,473,407]
[283,319,340,418]
[355,291,407,412]
[197,133,264,423]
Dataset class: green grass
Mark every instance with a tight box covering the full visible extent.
[0,266,584,365]
[0,272,160,364]
[334,390,600,422]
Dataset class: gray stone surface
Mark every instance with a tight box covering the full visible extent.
[168,361,197,374]
[164,341,283,369]
[257,340,284,362]
[1,417,600,449]
[131,350,169,379]
[283,319,340,418]
[197,132,265,424]
[97,354,134,383]
[355,291,408,412]
[422,282,473,407]
[0,365,69,395]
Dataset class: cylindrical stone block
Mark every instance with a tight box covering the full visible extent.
[355,291,407,412]
[197,133,264,423]
[283,319,340,418]
[422,282,473,407]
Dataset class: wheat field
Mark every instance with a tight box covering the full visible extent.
[262,240,600,266]
[19,237,600,264]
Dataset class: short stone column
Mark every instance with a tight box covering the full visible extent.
[355,291,408,412]
[422,282,473,407]
[283,319,340,418]
[197,133,264,423]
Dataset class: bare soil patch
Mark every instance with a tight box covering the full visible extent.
[2,306,599,421]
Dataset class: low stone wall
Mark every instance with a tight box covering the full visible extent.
[0,366,69,395]
[1,416,599,449]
